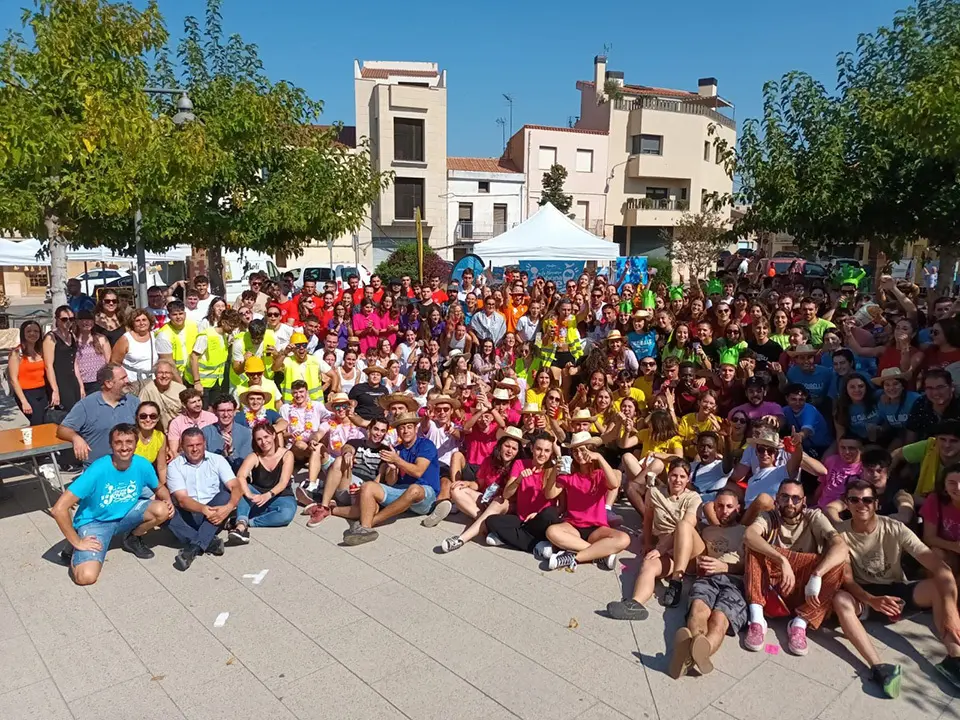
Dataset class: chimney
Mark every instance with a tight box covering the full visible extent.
[698,77,718,99]
[594,55,607,98]
[605,70,624,88]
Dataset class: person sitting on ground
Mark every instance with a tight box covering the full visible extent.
[892,419,960,500]
[418,393,464,528]
[821,447,914,526]
[832,477,960,696]
[51,424,174,585]
[668,488,746,679]
[338,411,441,546]
[690,431,731,503]
[729,376,784,421]
[58,363,140,467]
[742,478,847,656]
[231,356,281,411]
[235,384,286,435]
[134,400,167,487]
[543,432,631,571]
[139,359,187,429]
[299,389,360,499]
[348,363,389,421]
[920,466,960,577]
[229,423,296,543]
[165,427,242,571]
[607,458,703,620]
[780,383,832,459]
[202,395,254,473]
[167,387,217,455]
[814,433,863,509]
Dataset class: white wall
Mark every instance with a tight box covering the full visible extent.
[447,171,524,242]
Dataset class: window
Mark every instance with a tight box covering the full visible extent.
[478,181,490,193]
[27,269,48,287]
[680,188,688,201]
[645,187,669,200]
[458,203,473,239]
[575,149,594,173]
[538,146,557,169]
[394,178,424,220]
[493,204,508,235]
[394,118,424,162]
[631,134,663,155]
[703,141,711,162]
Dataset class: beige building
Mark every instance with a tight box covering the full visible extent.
[574,56,736,257]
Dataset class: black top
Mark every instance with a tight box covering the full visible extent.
[345,438,387,482]
[47,331,80,408]
[749,339,784,366]
[250,451,292,496]
[349,381,389,421]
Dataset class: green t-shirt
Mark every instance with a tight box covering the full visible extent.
[901,439,933,465]
[806,318,836,347]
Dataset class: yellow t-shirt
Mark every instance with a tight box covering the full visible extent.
[677,413,717,459]
[135,430,165,464]
[525,388,547,409]
[636,429,683,458]
[612,387,647,413]
[633,376,654,401]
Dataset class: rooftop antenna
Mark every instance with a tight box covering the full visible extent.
[502,93,514,137]
[602,42,613,56]
[496,117,507,151]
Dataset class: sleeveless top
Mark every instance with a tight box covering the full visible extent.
[448,334,467,352]
[75,335,106,383]
[337,366,358,394]
[16,349,45,390]
[250,451,292,496]
[47,331,80,407]
[122,331,156,379]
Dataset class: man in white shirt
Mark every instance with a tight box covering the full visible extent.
[418,394,463,528]
[192,275,214,317]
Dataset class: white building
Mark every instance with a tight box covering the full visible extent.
[447,157,525,261]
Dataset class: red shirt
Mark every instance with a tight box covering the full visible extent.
[432,289,449,305]
[372,288,384,304]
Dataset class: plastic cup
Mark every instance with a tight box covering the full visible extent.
[21,427,32,445]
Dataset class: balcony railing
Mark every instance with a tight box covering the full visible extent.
[454,221,516,241]
[625,197,689,211]
[613,95,736,131]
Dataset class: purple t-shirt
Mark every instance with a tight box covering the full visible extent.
[728,401,784,421]
[818,455,862,508]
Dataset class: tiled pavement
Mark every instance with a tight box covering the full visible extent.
[0,422,959,718]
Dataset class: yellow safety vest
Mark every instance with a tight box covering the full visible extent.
[196,328,229,389]
[233,377,281,411]
[281,355,323,403]
[157,321,199,383]
[228,329,277,388]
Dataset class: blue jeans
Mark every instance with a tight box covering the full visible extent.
[169,488,231,552]
[72,499,151,566]
[236,493,296,528]
[379,483,437,515]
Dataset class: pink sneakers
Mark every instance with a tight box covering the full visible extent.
[787,625,808,656]
[306,504,330,528]
[744,622,766,652]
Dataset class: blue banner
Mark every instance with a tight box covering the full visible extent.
[519,260,586,285]
[615,256,648,285]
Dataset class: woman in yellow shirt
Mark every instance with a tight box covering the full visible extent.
[524,368,554,409]
[677,391,722,459]
[620,409,684,520]
[135,400,168,488]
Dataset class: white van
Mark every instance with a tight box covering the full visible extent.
[223,251,280,303]
[283,263,372,291]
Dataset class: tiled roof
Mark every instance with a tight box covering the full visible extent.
[360,67,439,79]
[447,157,522,173]
[520,124,608,136]
[576,80,700,99]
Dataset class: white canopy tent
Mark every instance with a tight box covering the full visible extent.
[0,238,191,266]
[473,203,620,265]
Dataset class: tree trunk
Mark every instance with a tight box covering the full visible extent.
[207,245,226,297]
[44,212,68,309]
[936,242,958,302]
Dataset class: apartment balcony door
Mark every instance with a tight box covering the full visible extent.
[574,200,589,228]
[459,203,473,240]
[493,204,508,236]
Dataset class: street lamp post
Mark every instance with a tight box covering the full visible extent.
[135,89,197,307]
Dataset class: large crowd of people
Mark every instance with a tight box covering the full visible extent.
[16,262,960,697]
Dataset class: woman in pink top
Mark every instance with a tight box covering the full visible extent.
[544,432,630,571]
[377,294,400,348]
[352,299,383,354]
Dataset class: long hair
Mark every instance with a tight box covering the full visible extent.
[19,320,42,356]
[648,410,678,444]
[135,400,165,434]
[835,372,877,429]
[490,435,520,486]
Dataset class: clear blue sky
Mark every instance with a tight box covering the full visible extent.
[3,0,910,157]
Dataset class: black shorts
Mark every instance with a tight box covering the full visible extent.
[439,463,451,479]
[688,575,747,635]
[575,525,602,541]
[858,581,920,619]
[462,462,479,483]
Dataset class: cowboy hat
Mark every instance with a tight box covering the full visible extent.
[521,402,543,415]
[872,367,907,386]
[324,392,351,411]
[632,309,652,319]
[495,377,521,396]
[604,330,624,342]
[787,344,817,357]
[563,431,602,449]
[496,426,527,443]
[491,388,512,402]
[569,408,597,423]
[427,393,462,411]
[390,411,420,428]
[243,356,266,374]
[347,335,360,344]
[443,349,464,367]
[238,385,270,406]
[746,426,783,449]
[378,392,418,413]
[363,364,388,376]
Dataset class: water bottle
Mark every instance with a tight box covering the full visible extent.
[480,483,500,505]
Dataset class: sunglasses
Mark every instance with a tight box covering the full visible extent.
[777,493,803,505]
[293,343,308,350]
[267,312,281,317]
[332,403,349,410]
[102,298,118,304]
[846,495,877,505]
[755,445,776,455]
[731,417,747,424]
[58,316,74,322]
[138,413,159,420]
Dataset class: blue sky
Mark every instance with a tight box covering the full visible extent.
[3,0,910,157]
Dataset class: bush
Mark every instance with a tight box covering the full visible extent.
[647,257,673,284]
[374,242,450,283]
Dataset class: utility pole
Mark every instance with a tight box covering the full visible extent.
[502,94,514,138]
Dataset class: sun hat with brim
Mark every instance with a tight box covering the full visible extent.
[324,392,351,411]
[787,344,817,357]
[495,378,521,396]
[347,335,360,344]
[491,388,512,402]
[496,426,527,443]
[363,365,387,376]
[238,385,270,406]
[872,367,907,386]
[569,408,597,423]
[443,349,464,367]
[564,431,603,449]
[632,310,652,319]
[604,330,624,342]
[521,402,543,415]
[746,427,783,449]
[290,332,308,345]
[390,411,421,428]
[427,393,461,411]
[378,393,418,413]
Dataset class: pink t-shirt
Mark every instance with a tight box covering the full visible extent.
[817,455,862,508]
[465,420,498,465]
[377,311,398,347]
[920,495,960,542]
[509,459,552,519]
[475,457,505,494]
[352,311,383,353]
[558,469,608,528]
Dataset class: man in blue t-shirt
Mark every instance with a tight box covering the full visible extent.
[51,423,174,586]
[782,345,832,410]
[781,384,832,457]
[339,411,440,546]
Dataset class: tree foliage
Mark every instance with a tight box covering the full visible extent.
[664,212,728,282]
[734,0,960,292]
[539,163,573,214]
[374,242,449,284]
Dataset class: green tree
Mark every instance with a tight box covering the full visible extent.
[0,0,200,307]
[664,212,728,282]
[146,0,390,294]
[539,163,573,214]
[374,241,449,284]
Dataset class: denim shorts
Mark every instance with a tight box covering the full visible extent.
[379,483,437,515]
[72,499,152,566]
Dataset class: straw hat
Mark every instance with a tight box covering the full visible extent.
[604,330,624,342]
[632,309,652,319]
[563,431,602,449]
[243,356,266,374]
[443,349,464,367]
[491,388,512,402]
[324,392,351,411]
[746,426,783,449]
[495,377,521,397]
[289,332,308,345]
[363,364,388,376]
[496,426,527,443]
[787,344,817,357]
[347,335,360,344]
[427,393,461,411]
[390,411,420,428]
[378,392,418,413]
[238,385,269,406]
[569,408,597,423]
[521,402,543,415]
[872,367,907,386]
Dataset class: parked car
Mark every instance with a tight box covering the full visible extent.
[759,258,827,280]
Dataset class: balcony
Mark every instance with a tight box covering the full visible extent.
[454,221,516,241]
[624,197,689,226]
[613,95,736,131]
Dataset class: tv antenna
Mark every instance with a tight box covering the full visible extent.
[602,42,613,56]
[496,117,507,151]
[502,94,514,137]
